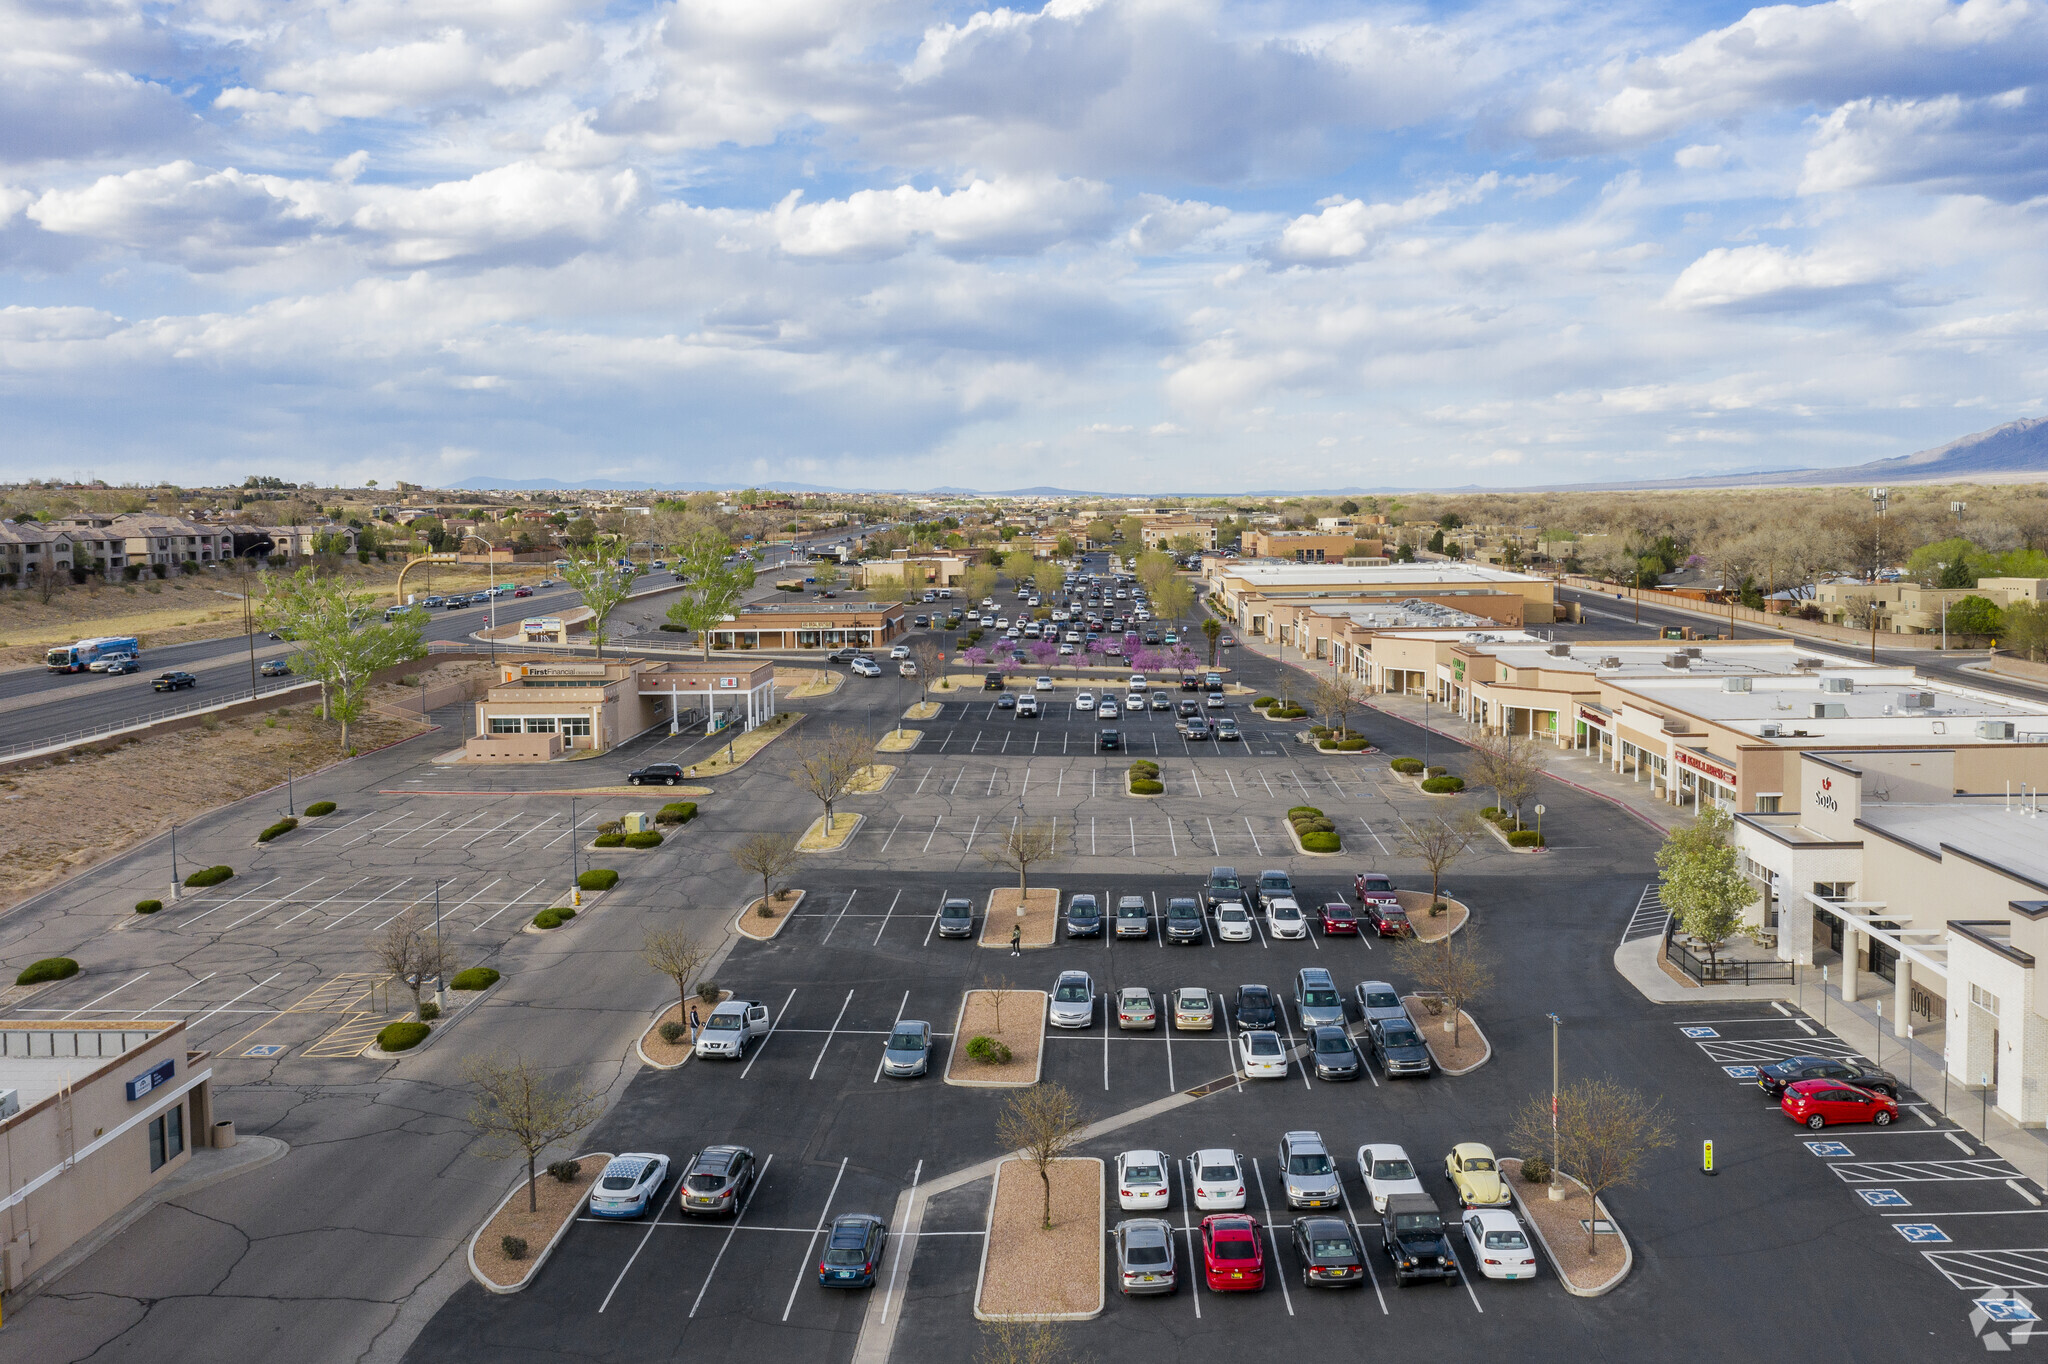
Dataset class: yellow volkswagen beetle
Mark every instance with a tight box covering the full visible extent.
[1445,1143,1511,1208]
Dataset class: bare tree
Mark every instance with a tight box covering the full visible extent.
[1396,812,1483,910]
[463,1055,606,1212]
[639,926,715,1022]
[368,905,458,1012]
[730,830,801,908]
[1466,730,1546,828]
[997,1082,1088,1230]
[910,636,949,699]
[981,817,1063,895]
[977,1318,1084,1364]
[1506,1078,1673,1258]
[1311,674,1361,739]
[977,970,1017,1035]
[1394,925,1495,1049]
[786,724,873,835]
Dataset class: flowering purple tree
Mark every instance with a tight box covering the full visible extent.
[963,645,989,667]
[1029,639,1058,669]
[999,655,1022,676]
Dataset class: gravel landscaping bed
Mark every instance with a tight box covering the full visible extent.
[470,1153,611,1291]
[637,990,732,1068]
[975,1158,1104,1320]
[775,667,843,698]
[903,701,943,720]
[875,729,922,752]
[1501,1158,1633,1296]
[797,811,862,851]
[944,989,1046,1086]
[1402,995,1491,1074]
[1397,891,1470,942]
[981,887,1061,948]
[846,763,897,793]
[735,889,805,941]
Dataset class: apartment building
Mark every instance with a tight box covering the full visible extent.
[0,521,127,583]
[1137,517,1217,551]
[1812,578,2048,634]
[1240,529,1379,563]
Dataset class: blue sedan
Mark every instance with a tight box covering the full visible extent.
[587,1153,670,1218]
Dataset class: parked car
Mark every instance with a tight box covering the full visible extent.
[851,657,883,677]
[1309,1026,1362,1080]
[1114,1217,1179,1295]
[1150,691,1172,711]
[1172,986,1214,1030]
[1266,897,1307,940]
[1355,980,1408,1029]
[1116,986,1157,1031]
[1215,903,1255,942]
[1200,1215,1265,1290]
[1014,693,1037,716]
[1190,1149,1247,1210]
[1214,717,1239,739]
[889,643,910,659]
[1292,1215,1366,1288]
[1757,1056,1899,1100]
[1098,728,1121,751]
[1364,898,1412,937]
[1250,870,1294,912]
[1446,1143,1511,1207]
[1202,867,1246,913]
[994,692,1015,709]
[1113,895,1149,938]
[152,671,197,692]
[1279,1131,1341,1209]
[1065,894,1102,937]
[678,1145,757,1216]
[936,897,975,938]
[1233,985,1278,1030]
[1463,1209,1538,1280]
[983,671,1005,690]
[817,1214,888,1288]
[1035,675,1054,691]
[1048,971,1095,1028]
[827,647,867,664]
[881,1020,932,1078]
[1312,901,1358,934]
[1780,1079,1899,1129]
[1164,896,1205,944]
[694,1000,772,1059]
[1381,1192,1459,1286]
[1357,1143,1425,1213]
[589,1153,671,1218]
[1177,715,1210,740]
[628,762,687,786]
[1116,1150,1171,1211]
[1238,1030,1288,1078]
[1294,968,1345,1029]
[1369,1015,1434,1078]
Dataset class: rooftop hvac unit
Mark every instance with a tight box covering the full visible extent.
[1723,676,1752,693]
[1664,653,1691,669]
[1821,676,1854,693]
[1978,721,2017,740]
[1810,702,1847,719]
[1599,656,1623,669]
[1548,643,1571,657]
[1897,690,1934,709]
[1794,656,1826,670]
[0,1088,16,1120]
[1759,722,1782,738]
[1684,646,1704,658]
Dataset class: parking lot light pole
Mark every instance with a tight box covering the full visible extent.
[170,823,181,901]
[1547,1012,1564,1200]
[286,763,294,817]
[570,796,579,907]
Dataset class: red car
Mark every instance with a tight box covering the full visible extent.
[1780,1079,1898,1130]
[1312,901,1359,935]
[1363,899,1410,938]
[1200,1214,1265,1291]
[512,586,534,598]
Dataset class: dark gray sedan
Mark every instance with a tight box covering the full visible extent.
[677,1145,757,1217]
[1309,1026,1362,1081]
[1114,1218,1179,1295]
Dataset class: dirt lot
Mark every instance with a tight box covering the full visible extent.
[0,704,428,914]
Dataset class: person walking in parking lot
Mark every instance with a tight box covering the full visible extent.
[689,1004,701,1041]
[1010,925,1022,956]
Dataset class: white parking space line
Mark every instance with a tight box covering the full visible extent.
[952,767,968,795]
[501,815,558,849]
[1218,1001,1244,1094]
[345,810,417,846]
[272,878,369,928]
[1129,818,1137,857]
[964,816,983,853]
[1257,770,1276,799]
[1357,818,1389,857]
[1452,1239,1486,1312]
[472,879,548,931]
[810,989,857,1080]
[689,1154,775,1318]
[1205,817,1221,855]
[128,972,216,1017]
[188,972,283,1030]
[318,878,413,933]
[216,877,324,931]
[182,877,286,925]
[1102,995,1111,1090]
[462,816,523,849]
[922,816,943,853]
[541,812,588,849]
[923,888,949,947]
[301,810,375,843]
[1243,818,1263,857]
[1949,1131,1976,1154]
[783,1157,851,1322]
[62,972,149,1019]
[1174,1159,1202,1319]
[387,879,499,934]
[873,992,910,1083]
[1797,1020,1816,1036]
[740,989,799,1079]
[598,1176,677,1313]
[1167,820,1178,858]
[821,890,861,946]
[1335,1174,1388,1312]
[409,810,490,847]
[1190,767,1203,799]
[915,768,933,794]
[879,1159,924,1325]
[872,888,902,945]
[877,814,904,854]
[1224,769,1239,799]
[1247,1159,1294,1316]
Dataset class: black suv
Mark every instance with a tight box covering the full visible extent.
[1203,867,1246,913]
[984,672,1006,690]
[1252,870,1294,913]
[1369,1016,1434,1078]
[936,897,975,938]
[628,763,687,786]
[1164,896,1204,944]
[152,671,197,692]
[1233,985,1278,1030]
[1292,1215,1366,1287]
[1757,1055,1899,1099]
[1381,1193,1459,1285]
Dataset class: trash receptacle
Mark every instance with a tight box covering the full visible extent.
[212,1120,237,1149]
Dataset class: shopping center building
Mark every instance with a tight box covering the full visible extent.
[1204,562,1558,637]
[467,658,779,759]
[706,600,905,651]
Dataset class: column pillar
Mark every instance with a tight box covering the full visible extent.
[1893,958,1913,1039]
[1842,928,1863,1003]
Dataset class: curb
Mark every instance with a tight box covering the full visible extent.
[466,1151,614,1295]
[978,889,1060,950]
[1482,821,1547,855]
[1283,820,1342,858]
[734,888,807,942]
[1405,996,1492,1075]
[972,1157,1106,1321]
[797,811,864,853]
[1502,1160,1633,1297]
[875,732,922,754]
[635,990,732,1070]
[943,990,1047,1088]
[848,764,900,794]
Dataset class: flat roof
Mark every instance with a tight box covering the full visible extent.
[1478,642,1876,679]
[1308,601,1500,629]
[1616,674,2048,740]
[1218,564,1546,588]
[737,601,900,616]
[1856,802,2048,892]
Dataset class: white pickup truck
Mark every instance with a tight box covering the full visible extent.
[694,1000,771,1059]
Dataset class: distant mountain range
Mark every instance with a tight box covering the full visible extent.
[451,416,2048,497]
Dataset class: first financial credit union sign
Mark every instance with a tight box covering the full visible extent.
[126,1058,175,1101]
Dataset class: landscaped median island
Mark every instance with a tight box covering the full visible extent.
[735,887,805,941]
[1479,806,1546,851]
[1398,890,1470,942]
[797,811,862,852]
[1126,759,1163,796]
[775,666,843,699]
[1286,806,1341,854]
[845,763,896,794]
[1403,993,1492,1074]
[974,1157,1104,1320]
[902,700,943,721]
[875,729,921,753]
[638,987,732,1069]
[688,710,802,777]
[979,887,1061,948]
[1501,1159,1633,1296]
[469,1153,613,1293]
[945,988,1047,1087]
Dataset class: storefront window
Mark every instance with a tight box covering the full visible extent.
[524,717,556,734]
[560,716,592,737]
[489,717,521,734]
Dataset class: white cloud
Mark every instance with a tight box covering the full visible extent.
[1801,89,2048,199]
[1666,243,1899,309]
[770,176,1115,260]
[27,162,334,269]
[1124,196,1230,253]
[1269,176,1498,265]
[1674,143,1727,170]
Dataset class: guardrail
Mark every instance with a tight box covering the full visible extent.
[0,676,319,763]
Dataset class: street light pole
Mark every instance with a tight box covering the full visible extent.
[1547,1012,1563,1200]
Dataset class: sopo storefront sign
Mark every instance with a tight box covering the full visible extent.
[1812,775,1840,813]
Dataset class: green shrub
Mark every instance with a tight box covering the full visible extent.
[15,957,80,985]
[1287,805,1323,819]
[593,832,626,848]
[377,1021,429,1051]
[965,1035,1013,1065]
[1129,778,1164,795]
[547,1160,582,1183]
[1127,759,1159,776]
[416,1000,442,1021]
[1507,829,1544,847]
[501,1235,529,1261]
[659,1021,687,1045]
[1479,806,1504,820]
[1333,739,1368,751]
[1521,1155,1552,1184]
[623,830,663,849]
[135,899,163,914]
[1253,695,1276,707]
[655,802,698,825]
[184,864,234,888]
[1309,724,1330,738]
[304,800,337,817]
[1390,758,1424,774]
[1273,706,1307,718]
[532,909,566,930]
[577,869,618,891]
[697,980,721,1003]
[1309,818,1336,833]
[258,817,299,843]
[1427,765,1447,778]
[1420,776,1465,793]
[451,967,499,991]
[1299,831,1342,852]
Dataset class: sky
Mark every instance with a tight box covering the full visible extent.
[2,0,2045,494]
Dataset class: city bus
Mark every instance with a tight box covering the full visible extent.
[46,636,140,672]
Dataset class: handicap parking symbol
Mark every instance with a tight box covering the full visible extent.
[1682,1027,1720,1038]
[1895,1224,1950,1244]
[1977,1297,2040,1324]
[239,1044,287,1058]
[1722,1065,1760,1079]
[1804,1140,1854,1157]
[1858,1189,1910,1208]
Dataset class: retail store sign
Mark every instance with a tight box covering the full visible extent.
[1677,749,1736,785]
[126,1058,175,1101]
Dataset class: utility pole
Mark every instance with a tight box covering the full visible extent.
[243,586,260,699]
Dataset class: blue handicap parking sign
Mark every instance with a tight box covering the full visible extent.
[1978,1297,2040,1324]
[1722,1065,1760,1079]
[1804,1141,1854,1157]
[1857,1189,1910,1207]
[1682,1027,1720,1038]
[1895,1224,1950,1244]
[240,1044,287,1058]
